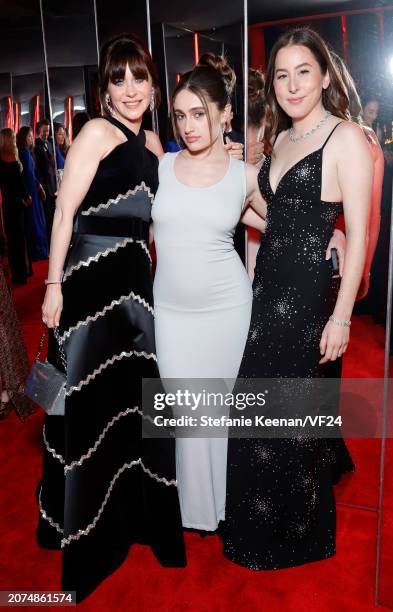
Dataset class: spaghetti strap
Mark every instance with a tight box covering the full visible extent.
[321,121,344,149]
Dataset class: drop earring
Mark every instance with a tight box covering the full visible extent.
[149,90,155,112]
[105,94,114,116]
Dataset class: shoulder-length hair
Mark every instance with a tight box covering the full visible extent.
[98,32,161,113]
[264,28,350,151]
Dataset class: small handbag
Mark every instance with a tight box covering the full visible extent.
[25,327,67,416]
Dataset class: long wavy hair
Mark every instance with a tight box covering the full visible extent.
[264,28,350,151]
[0,128,22,170]
[16,126,33,150]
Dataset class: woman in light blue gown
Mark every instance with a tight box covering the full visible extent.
[152,55,266,532]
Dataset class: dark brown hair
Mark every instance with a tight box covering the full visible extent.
[248,68,266,127]
[332,52,378,145]
[16,126,33,150]
[99,33,161,113]
[37,118,50,131]
[331,52,362,124]
[171,53,236,145]
[264,28,350,150]
[54,122,70,157]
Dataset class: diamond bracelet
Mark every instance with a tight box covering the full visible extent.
[329,315,351,327]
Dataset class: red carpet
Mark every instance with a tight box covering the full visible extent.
[0,260,391,611]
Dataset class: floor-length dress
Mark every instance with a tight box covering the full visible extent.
[19,147,49,260]
[152,152,252,531]
[0,159,32,283]
[36,117,186,602]
[224,123,355,569]
[0,262,35,419]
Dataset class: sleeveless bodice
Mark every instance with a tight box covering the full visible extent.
[152,152,252,312]
[73,116,157,237]
[258,145,343,281]
[63,117,158,283]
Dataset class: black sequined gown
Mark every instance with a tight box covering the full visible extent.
[36,116,186,602]
[224,123,355,570]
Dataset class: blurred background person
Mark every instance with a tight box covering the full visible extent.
[362,95,383,143]
[0,232,35,420]
[34,118,56,239]
[246,68,266,281]
[17,126,49,261]
[0,128,32,284]
[247,68,266,167]
[372,138,393,328]
[224,109,244,145]
[71,111,90,140]
[54,122,70,170]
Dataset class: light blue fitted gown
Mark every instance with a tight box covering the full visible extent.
[152,152,252,530]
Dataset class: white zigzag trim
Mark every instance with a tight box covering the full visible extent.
[65,407,141,472]
[43,425,65,465]
[136,239,152,262]
[44,408,157,468]
[139,461,177,486]
[60,292,153,342]
[38,487,64,534]
[61,459,177,547]
[81,182,155,216]
[65,350,157,396]
[63,238,151,281]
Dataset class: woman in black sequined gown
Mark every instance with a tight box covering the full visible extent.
[224,29,373,570]
[37,34,185,602]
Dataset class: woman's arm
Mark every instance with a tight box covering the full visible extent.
[42,119,111,327]
[241,207,266,232]
[357,139,384,299]
[320,122,373,363]
[244,162,267,220]
[144,132,164,248]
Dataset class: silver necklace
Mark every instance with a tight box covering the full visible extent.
[289,111,332,143]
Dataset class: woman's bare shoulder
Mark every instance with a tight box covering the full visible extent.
[69,118,116,160]
[75,117,112,141]
[331,119,364,142]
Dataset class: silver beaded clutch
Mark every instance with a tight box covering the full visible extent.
[25,328,66,416]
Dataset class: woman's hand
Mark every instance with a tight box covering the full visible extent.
[22,196,32,206]
[326,229,346,277]
[247,141,264,165]
[319,320,349,364]
[42,285,63,328]
[224,141,244,160]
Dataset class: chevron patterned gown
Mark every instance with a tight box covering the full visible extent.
[36,116,186,602]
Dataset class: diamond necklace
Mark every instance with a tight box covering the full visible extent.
[288,111,332,143]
